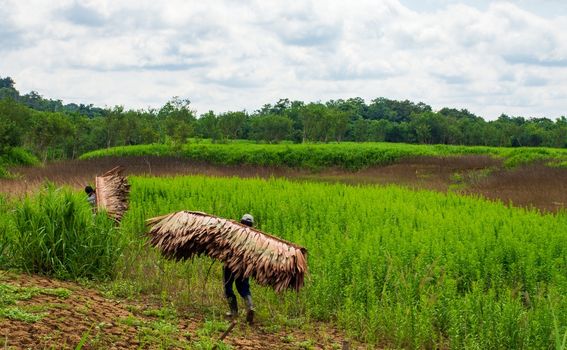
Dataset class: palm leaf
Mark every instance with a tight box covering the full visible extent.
[146,211,308,292]
[95,166,130,222]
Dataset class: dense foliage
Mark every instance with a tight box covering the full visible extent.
[1,76,566,168]
[0,147,39,178]
[126,176,567,348]
[81,142,567,170]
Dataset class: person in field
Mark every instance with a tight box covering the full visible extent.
[224,213,255,324]
[85,186,96,212]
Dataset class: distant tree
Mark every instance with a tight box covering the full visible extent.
[196,111,222,141]
[29,111,73,161]
[328,108,349,142]
[20,91,64,112]
[299,104,316,142]
[350,118,370,142]
[412,117,432,143]
[158,97,196,144]
[341,97,368,119]
[367,98,396,121]
[438,107,481,121]
[384,121,412,143]
[283,100,305,143]
[249,115,292,143]
[366,120,387,142]
[551,116,567,147]
[0,76,19,101]
[218,111,247,140]
[0,77,15,89]
[102,106,124,148]
[368,98,431,123]
[0,119,20,151]
[0,99,32,151]
[299,103,328,142]
[0,87,18,100]
[273,98,291,115]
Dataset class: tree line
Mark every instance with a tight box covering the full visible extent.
[1,76,566,162]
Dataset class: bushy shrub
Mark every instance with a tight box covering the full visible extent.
[0,147,39,178]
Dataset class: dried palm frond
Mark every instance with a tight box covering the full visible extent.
[147,211,308,292]
[95,166,130,222]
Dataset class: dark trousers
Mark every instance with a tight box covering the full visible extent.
[223,266,251,299]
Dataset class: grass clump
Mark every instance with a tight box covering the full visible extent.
[0,185,126,280]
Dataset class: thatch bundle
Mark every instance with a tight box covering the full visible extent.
[95,166,130,222]
[147,211,308,292]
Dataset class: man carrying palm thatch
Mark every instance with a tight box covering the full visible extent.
[85,186,96,213]
[147,210,308,325]
[224,213,255,324]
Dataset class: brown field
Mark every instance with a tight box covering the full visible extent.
[1,155,565,213]
[0,271,353,350]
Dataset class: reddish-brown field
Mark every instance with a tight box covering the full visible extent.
[0,271,354,349]
[1,155,565,213]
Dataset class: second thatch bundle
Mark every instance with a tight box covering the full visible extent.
[147,211,308,292]
[95,166,130,222]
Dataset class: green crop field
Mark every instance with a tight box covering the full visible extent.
[79,141,567,171]
[2,175,566,349]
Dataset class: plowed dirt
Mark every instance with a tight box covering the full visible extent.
[0,271,358,349]
[1,155,565,212]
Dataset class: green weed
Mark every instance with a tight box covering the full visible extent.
[115,175,567,348]
[281,335,295,343]
[0,282,70,323]
[142,306,177,320]
[0,306,45,322]
[2,184,126,280]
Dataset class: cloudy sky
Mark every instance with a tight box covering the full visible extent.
[2,0,567,120]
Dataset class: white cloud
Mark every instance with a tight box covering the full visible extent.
[2,0,567,119]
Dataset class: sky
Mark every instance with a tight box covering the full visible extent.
[1,0,567,120]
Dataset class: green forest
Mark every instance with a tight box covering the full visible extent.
[1,75,566,167]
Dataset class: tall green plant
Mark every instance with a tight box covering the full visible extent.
[0,195,12,266]
[118,175,567,348]
[9,185,125,280]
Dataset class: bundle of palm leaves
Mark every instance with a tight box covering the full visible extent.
[95,166,130,222]
[147,211,308,292]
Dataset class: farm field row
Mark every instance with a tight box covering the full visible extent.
[3,154,566,213]
[79,141,567,171]
[2,175,566,348]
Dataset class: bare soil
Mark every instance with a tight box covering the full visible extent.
[0,271,356,349]
[1,155,565,213]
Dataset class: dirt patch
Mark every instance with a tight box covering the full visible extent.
[1,271,142,349]
[1,155,566,213]
[0,271,358,349]
[302,155,502,192]
[463,163,567,213]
